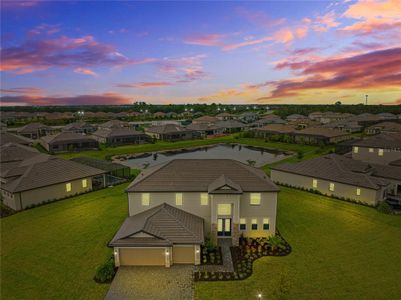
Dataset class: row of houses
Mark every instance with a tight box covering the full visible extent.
[270,132,401,206]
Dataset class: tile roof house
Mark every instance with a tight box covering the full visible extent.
[286,114,307,122]
[0,132,33,146]
[39,132,99,153]
[351,133,401,165]
[98,120,130,130]
[145,124,198,141]
[92,128,150,145]
[215,120,248,133]
[192,115,219,124]
[62,121,97,134]
[110,159,279,267]
[322,120,362,133]
[271,154,400,206]
[239,112,259,123]
[187,122,224,136]
[0,143,105,211]
[17,123,57,139]
[216,113,238,121]
[365,122,401,135]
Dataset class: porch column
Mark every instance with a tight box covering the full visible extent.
[165,247,172,268]
[194,245,201,265]
[113,248,120,267]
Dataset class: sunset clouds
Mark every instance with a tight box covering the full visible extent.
[1,0,400,105]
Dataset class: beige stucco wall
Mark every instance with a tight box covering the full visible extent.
[128,191,277,238]
[2,177,93,210]
[271,169,382,206]
[352,146,401,165]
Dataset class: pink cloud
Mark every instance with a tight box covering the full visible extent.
[116,81,172,88]
[235,7,286,27]
[159,54,208,82]
[74,67,97,76]
[184,34,225,47]
[28,23,61,37]
[0,87,43,95]
[313,11,340,32]
[272,28,294,44]
[0,35,155,74]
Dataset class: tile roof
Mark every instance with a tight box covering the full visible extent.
[366,122,401,133]
[40,132,98,144]
[0,132,33,146]
[92,128,147,138]
[17,122,52,134]
[352,133,401,148]
[109,203,204,247]
[215,120,247,129]
[272,154,393,189]
[127,159,279,192]
[146,124,192,134]
[295,127,350,138]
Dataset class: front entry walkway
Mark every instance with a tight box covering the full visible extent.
[105,265,194,300]
[194,238,234,272]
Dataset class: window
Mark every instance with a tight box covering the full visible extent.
[251,218,258,230]
[240,218,246,230]
[66,183,72,192]
[200,193,209,205]
[217,204,232,215]
[175,193,183,206]
[369,148,374,153]
[378,149,384,156]
[141,193,150,206]
[263,218,270,230]
[356,188,361,196]
[250,193,261,205]
[312,179,318,188]
[329,183,335,192]
[82,179,87,188]
[353,146,359,153]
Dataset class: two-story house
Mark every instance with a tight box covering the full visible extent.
[109,159,279,267]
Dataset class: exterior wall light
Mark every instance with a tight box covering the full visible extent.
[196,249,200,254]
[165,250,170,256]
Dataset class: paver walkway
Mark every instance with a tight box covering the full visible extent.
[194,238,234,272]
[105,265,194,300]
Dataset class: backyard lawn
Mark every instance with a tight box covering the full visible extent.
[2,186,400,299]
[57,135,321,161]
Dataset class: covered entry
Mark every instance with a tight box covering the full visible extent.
[118,248,165,266]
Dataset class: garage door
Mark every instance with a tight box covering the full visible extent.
[119,248,165,266]
[173,245,195,264]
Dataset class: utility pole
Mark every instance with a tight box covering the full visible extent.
[365,94,368,105]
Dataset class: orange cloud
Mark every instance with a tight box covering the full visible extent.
[116,81,172,88]
[74,68,97,76]
[184,34,225,46]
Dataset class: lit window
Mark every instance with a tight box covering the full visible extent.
[66,183,72,192]
[82,179,87,188]
[312,179,318,188]
[356,188,361,196]
[217,219,223,232]
[329,183,335,192]
[369,148,374,153]
[263,218,270,230]
[250,193,261,205]
[175,193,183,206]
[200,193,209,205]
[240,218,246,230]
[218,204,231,215]
[251,218,258,230]
[353,146,359,153]
[141,193,150,206]
[378,149,384,156]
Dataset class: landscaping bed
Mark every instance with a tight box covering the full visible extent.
[194,233,291,282]
[201,245,223,265]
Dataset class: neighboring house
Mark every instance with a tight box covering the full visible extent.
[0,143,105,211]
[351,133,401,165]
[145,124,198,141]
[286,114,307,122]
[39,132,99,153]
[255,124,295,139]
[17,123,56,139]
[216,113,238,121]
[216,120,247,133]
[0,122,7,132]
[308,112,324,121]
[187,123,224,136]
[292,127,352,144]
[98,120,130,130]
[271,154,400,206]
[0,132,33,146]
[239,112,259,124]
[71,157,131,179]
[110,159,279,267]
[92,128,150,145]
[192,115,219,124]
[365,122,401,135]
[166,112,178,119]
[250,117,286,128]
[378,113,397,120]
[322,120,362,133]
[62,121,97,134]
[153,112,166,118]
[349,113,381,124]
[319,112,354,124]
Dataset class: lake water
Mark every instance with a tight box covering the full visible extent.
[118,144,292,169]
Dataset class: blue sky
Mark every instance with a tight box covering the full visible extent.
[1,0,400,105]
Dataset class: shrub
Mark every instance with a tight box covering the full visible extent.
[94,256,116,283]
[377,201,393,214]
[269,235,284,252]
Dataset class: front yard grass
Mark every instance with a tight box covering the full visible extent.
[2,186,401,299]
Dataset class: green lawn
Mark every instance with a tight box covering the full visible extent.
[196,187,401,299]
[58,135,320,160]
[1,186,401,299]
[0,184,129,300]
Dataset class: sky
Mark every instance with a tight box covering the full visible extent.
[1,0,400,106]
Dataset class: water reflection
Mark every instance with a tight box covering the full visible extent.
[119,144,291,169]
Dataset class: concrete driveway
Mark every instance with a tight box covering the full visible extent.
[105,265,194,300]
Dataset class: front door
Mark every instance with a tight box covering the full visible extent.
[217,218,231,236]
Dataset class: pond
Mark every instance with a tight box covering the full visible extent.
[117,144,292,169]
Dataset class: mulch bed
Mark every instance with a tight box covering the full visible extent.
[201,246,223,265]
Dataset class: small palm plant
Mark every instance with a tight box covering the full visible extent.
[268,235,284,252]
